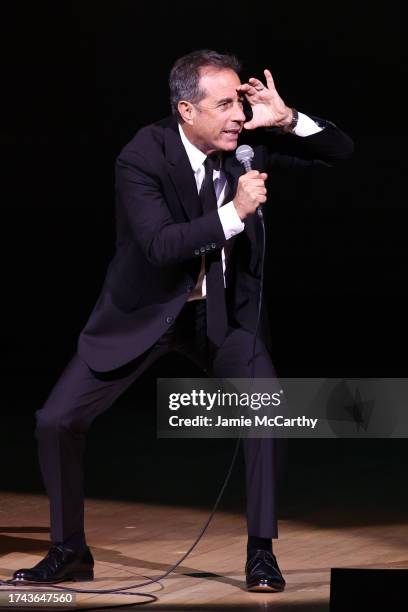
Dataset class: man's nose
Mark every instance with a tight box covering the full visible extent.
[232,102,246,122]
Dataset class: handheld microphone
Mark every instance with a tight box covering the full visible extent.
[235,144,264,219]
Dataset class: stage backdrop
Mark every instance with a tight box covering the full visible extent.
[2,2,407,518]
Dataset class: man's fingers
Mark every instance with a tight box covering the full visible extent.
[241,171,268,181]
[255,185,267,193]
[243,120,256,130]
[238,82,263,97]
[264,69,276,90]
[249,77,265,89]
[238,83,256,94]
[252,181,267,190]
[249,175,268,184]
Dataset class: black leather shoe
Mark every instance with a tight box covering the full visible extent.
[12,545,94,584]
[245,549,286,592]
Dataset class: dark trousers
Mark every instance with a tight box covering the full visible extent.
[35,300,284,547]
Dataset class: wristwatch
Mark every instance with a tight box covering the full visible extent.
[283,108,299,133]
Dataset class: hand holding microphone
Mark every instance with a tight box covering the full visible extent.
[234,145,267,220]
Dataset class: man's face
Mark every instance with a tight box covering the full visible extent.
[181,68,246,154]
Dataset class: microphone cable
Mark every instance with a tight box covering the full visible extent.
[251,206,266,380]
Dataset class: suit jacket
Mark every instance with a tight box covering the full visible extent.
[78,115,353,372]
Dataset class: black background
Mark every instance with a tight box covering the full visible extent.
[2,2,407,524]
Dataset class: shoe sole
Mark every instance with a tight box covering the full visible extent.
[13,571,94,585]
[248,583,285,592]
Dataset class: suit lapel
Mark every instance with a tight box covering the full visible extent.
[164,119,202,220]
[223,153,242,202]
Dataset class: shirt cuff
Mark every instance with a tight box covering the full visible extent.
[293,112,323,137]
[218,201,245,240]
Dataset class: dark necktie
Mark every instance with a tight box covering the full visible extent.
[199,155,229,347]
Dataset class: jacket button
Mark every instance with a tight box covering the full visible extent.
[211,242,216,249]
[194,249,200,256]
[165,316,174,324]
[200,246,206,253]
[205,245,211,251]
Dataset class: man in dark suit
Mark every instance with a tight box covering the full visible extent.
[13,49,353,592]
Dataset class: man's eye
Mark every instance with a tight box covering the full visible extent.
[217,99,243,110]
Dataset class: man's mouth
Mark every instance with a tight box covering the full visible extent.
[223,129,240,135]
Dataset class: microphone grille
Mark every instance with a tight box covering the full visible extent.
[235,144,254,164]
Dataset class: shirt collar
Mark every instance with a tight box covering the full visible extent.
[178,123,209,173]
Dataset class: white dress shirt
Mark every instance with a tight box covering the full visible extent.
[179,112,323,300]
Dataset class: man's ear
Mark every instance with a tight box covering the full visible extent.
[178,101,195,125]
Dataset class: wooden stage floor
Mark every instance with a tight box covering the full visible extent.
[1,492,407,611]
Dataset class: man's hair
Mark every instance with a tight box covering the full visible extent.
[169,49,241,121]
